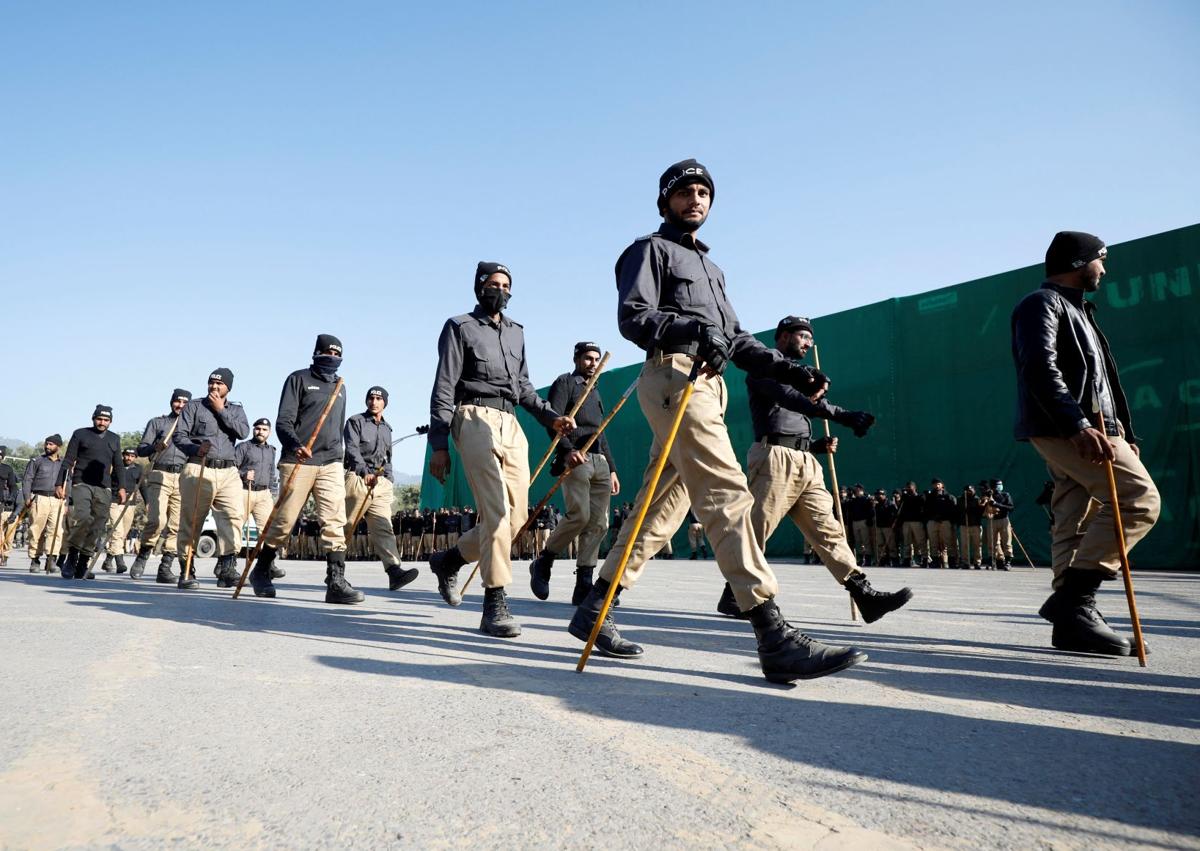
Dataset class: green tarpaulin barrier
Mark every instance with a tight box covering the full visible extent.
[423,223,1200,569]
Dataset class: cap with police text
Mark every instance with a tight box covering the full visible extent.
[1045,231,1107,276]
[366,386,389,404]
[474,261,512,295]
[658,158,715,212]
[208,367,234,390]
[776,315,813,337]
[93,405,113,419]
[574,341,601,358]
[172,388,192,403]
[315,334,343,355]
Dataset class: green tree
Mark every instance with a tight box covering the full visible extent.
[393,484,420,510]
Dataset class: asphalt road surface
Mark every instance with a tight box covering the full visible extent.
[1,554,1196,850]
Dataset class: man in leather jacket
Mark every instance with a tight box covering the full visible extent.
[1011,230,1160,657]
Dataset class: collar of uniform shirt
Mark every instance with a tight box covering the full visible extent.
[469,303,514,327]
[656,221,710,253]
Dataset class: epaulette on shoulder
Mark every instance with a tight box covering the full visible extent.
[448,313,473,326]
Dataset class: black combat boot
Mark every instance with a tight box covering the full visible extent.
[480,586,521,637]
[529,549,557,600]
[385,563,419,591]
[571,566,594,606]
[61,548,79,579]
[325,552,364,604]
[249,546,278,598]
[716,582,750,619]
[177,556,199,590]
[156,553,179,584]
[214,554,239,588]
[101,555,116,573]
[568,577,643,658]
[269,562,287,578]
[75,552,95,579]
[115,556,128,574]
[1038,568,1132,656]
[845,572,913,624]
[29,557,41,573]
[129,544,152,579]
[747,599,866,683]
[997,557,1009,571]
[429,547,466,607]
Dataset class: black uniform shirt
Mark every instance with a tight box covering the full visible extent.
[58,427,123,488]
[429,305,559,452]
[875,500,899,527]
[277,367,348,466]
[173,398,249,463]
[615,222,791,378]
[747,368,846,442]
[847,495,876,523]
[546,370,616,473]
[0,462,17,504]
[235,440,279,494]
[924,491,958,523]
[23,454,62,496]
[136,413,189,467]
[960,495,984,526]
[897,492,925,523]
[115,460,142,497]
[991,490,1014,519]
[344,412,393,480]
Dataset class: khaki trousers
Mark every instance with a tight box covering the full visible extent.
[851,520,871,560]
[27,495,66,558]
[141,469,182,554]
[545,454,611,567]
[419,532,434,556]
[926,520,953,566]
[67,483,112,553]
[105,500,139,555]
[600,354,780,611]
[960,524,982,564]
[263,462,347,553]
[990,516,1014,560]
[453,405,529,589]
[244,488,273,537]
[901,521,926,560]
[687,523,705,551]
[344,472,401,566]
[1030,435,1160,588]
[747,441,859,585]
[400,532,414,558]
[875,526,897,559]
[178,464,245,558]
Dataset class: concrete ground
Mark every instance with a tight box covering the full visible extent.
[0,553,1196,851]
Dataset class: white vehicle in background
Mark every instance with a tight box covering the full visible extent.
[196,512,259,559]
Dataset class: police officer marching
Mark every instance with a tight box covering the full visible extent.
[100,447,142,573]
[235,417,281,576]
[130,389,192,582]
[426,261,575,638]
[714,314,911,625]
[571,159,868,682]
[173,368,249,590]
[0,446,19,566]
[56,405,125,579]
[529,341,621,605]
[344,385,419,592]
[249,334,361,605]
[21,435,65,572]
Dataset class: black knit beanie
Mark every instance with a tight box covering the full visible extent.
[1045,231,1107,276]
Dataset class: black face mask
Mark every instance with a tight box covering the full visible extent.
[312,354,342,381]
[478,289,511,315]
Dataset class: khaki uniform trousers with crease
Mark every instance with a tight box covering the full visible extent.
[106,499,139,555]
[344,472,401,565]
[901,521,926,560]
[747,442,861,585]
[1030,435,1160,588]
[990,516,1014,560]
[452,404,529,589]
[926,519,954,565]
[545,454,611,567]
[178,464,245,558]
[244,488,273,539]
[27,495,66,558]
[961,524,983,564]
[141,469,182,554]
[66,483,112,552]
[263,462,347,553]
[687,522,705,551]
[851,519,871,560]
[599,353,780,612]
[874,526,897,560]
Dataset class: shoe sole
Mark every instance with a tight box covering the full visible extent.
[764,650,868,683]
[1051,640,1130,656]
[854,588,914,625]
[479,624,522,638]
[567,622,643,658]
[529,565,550,601]
[253,589,276,598]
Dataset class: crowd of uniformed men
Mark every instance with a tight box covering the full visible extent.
[0,159,1161,682]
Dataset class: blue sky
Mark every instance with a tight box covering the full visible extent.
[2,1,1197,474]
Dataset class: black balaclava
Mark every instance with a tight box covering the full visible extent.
[475,261,512,314]
[312,333,343,381]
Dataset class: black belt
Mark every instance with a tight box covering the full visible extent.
[649,343,699,359]
[459,396,515,414]
[153,463,184,473]
[246,484,269,491]
[33,490,56,497]
[188,457,235,469]
[765,434,810,451]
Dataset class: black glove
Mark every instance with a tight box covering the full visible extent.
[777,362,829,396]
[810,436,836,454]
[834,410,876,437]
[696,323,731,375]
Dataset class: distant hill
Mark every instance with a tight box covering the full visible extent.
[0,436,35,456]
[393,472,422,486]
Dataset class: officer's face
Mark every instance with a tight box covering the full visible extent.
[366,395,386,416]
[208,380,229,399]
[482,273,511,294]
[779,328,814,359]
[93,415,111,432]
[666,183,710,230]
[123,451,136,465]
[253,424,270,442]
[1080,257,1106,292]
[171,398,187,414]
[575,351,600,376]
[933,483,944,494]
[45,441,60,455]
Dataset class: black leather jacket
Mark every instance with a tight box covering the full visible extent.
[1011,281,1135,444]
